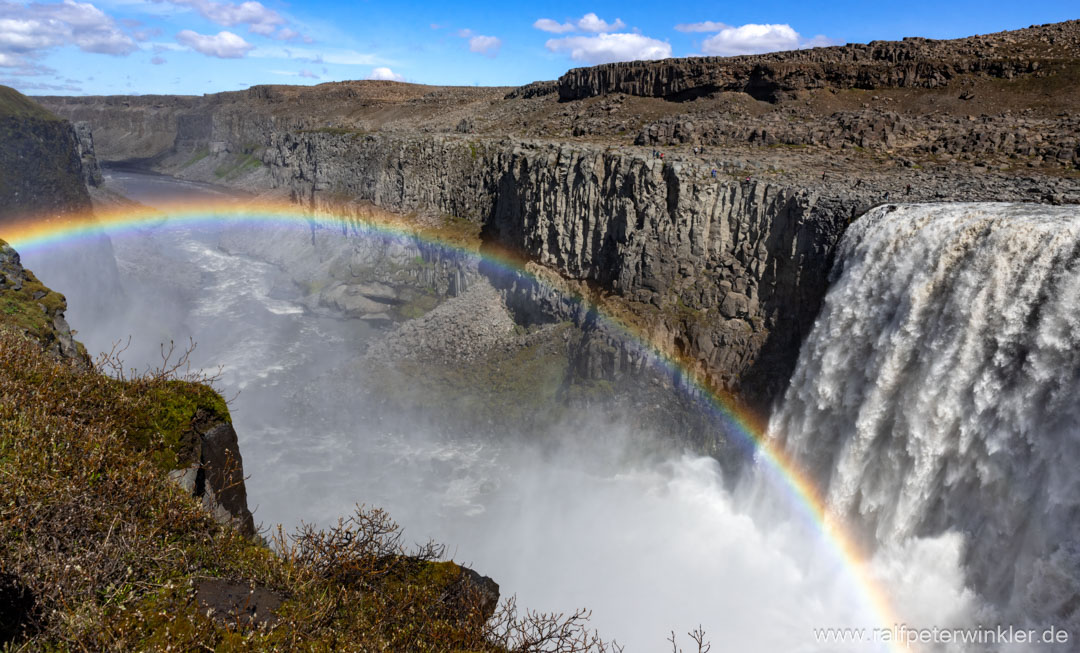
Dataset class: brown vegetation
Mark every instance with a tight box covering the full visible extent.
[0,321,622,650]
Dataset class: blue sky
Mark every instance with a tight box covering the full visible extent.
[0,0,1076,96]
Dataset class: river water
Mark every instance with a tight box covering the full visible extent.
[19,169,990,651]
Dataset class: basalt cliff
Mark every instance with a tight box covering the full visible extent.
[37,20,1080,420]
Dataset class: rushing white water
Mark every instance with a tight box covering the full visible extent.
[770,202,1080,647]
[20,173,992,651]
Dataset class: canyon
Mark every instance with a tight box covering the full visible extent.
[36,20,1080,427]
[3,18,1080,651]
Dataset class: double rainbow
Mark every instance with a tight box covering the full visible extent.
[1,201,905,651]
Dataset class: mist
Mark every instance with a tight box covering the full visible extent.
[18,169,988,651]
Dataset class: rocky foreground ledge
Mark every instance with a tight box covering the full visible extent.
[0,237,509,649]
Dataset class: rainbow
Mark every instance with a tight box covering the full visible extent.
[1,201,906,651]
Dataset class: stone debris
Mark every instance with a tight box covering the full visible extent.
[366,279,516,365]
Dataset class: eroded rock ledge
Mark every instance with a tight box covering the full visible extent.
[557,20,1080,102]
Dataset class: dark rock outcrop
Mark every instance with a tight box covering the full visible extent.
[195,578,283,628]
[504,80,558,100]
[0,86,93,223]
[458,566,500,620]
[0,573,36,645]
[72,121,103,188]
[169,415,256,537]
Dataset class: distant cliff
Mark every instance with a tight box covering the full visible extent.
[556,21,1080,101]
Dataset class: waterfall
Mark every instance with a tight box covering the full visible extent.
[769,202,1080,634]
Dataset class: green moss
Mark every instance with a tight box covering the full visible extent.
[304,277,329,295]
[428,214,483,250]
[0,264,70,343]
[414,560,464,589]
[570,377,616,401]
[129,379,231,471]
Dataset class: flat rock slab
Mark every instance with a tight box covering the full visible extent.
[195,578,283,629]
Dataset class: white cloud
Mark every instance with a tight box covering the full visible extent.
[700,23,836,56]
[454,28,500,57]
[576,12,624,33]
[0,0,136,67]
[0,59,56,77]
[176,29,253,58]
[275,27,298,41]
[468,34,501,57]
[533,18,575,34]
[366,66,402,81]
[160,0,284,34]
[534,13,624,34]
[150,55,165,64]
[702,24,799,55]
[545,33,670,65]
[674,21,730,33]
[298,68,317,78]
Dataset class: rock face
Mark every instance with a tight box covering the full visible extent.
[38,109,1079,415]
[557,20,1080,102]
[169,416,257,537]
[71,121,103,188]
[0,86,93,223]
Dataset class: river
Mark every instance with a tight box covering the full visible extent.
[19,168,987,651]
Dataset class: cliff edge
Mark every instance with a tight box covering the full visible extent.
[0,86,93,223]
